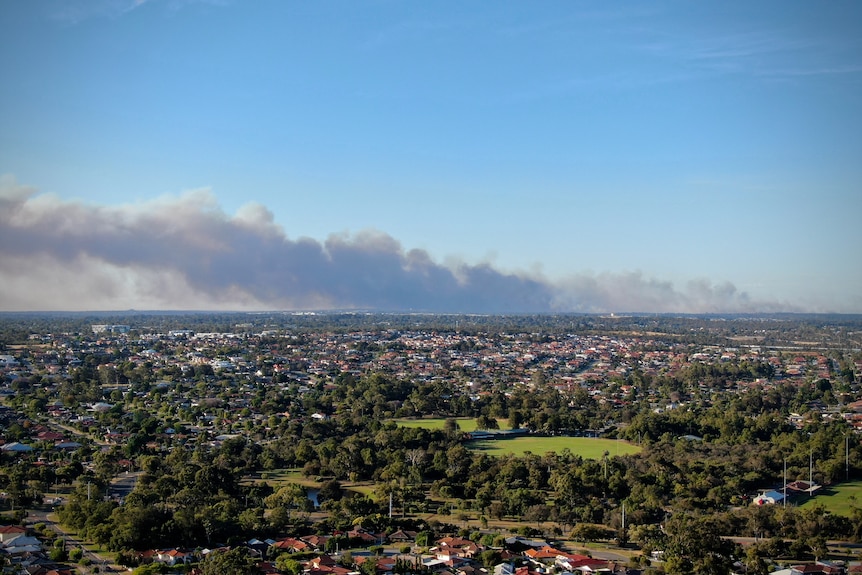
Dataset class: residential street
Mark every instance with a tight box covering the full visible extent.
[27,505,122,573]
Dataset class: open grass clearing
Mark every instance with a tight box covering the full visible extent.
[250,468,320,488]
[247,469,378,499]
[466,436,641,458]
[345,483,376,497]
[394,417,509,433]
[797,480,862,517]
[394,419,640,458]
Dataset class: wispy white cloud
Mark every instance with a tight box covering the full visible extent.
[47,0,152,24]
[46,0,228,25]
[757,64,862,78]
[644,27,861,81]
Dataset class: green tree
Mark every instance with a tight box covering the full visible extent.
[48,547,68,562]
[69,548,84,562]
[475,415,498,430]
[571,523,615,544]
[479,549,503,568]
[444,418,461,436]
[275,554,303,575]
[742,545,769,575]
[132,564,165,575]
[524,504,551,527]
[415,531,432,547]
[508,409,523,430]
[199,547,262,575]
[319,479,343,503]
[662,515,738,575]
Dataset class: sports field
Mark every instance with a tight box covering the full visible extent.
[797,480,862,517]
[395,418,640,458]
[466,436,641,458]
[395,417,507,433]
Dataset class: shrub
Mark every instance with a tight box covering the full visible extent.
[49,547,68,562]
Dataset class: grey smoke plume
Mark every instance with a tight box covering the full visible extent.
[0,177,783,313]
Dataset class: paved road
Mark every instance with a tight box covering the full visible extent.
[47,421,110,447]
[586,548,631,562]
[27,506,122,573]
[726,535,860,548]
[23,469,142,573]
[109,470,143,501]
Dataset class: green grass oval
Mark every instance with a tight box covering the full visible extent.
[466,436,641,458]
[796,480,862,517]
[393,419,640,459]
[394,417,507,433]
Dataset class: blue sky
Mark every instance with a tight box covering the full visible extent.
[1,0,860,313]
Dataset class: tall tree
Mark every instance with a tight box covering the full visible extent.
[199,547,262,575]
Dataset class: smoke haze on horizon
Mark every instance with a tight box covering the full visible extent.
[0,178,805,315]
[1,2,860,315]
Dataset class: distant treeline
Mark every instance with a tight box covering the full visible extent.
[2,311,861,348]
